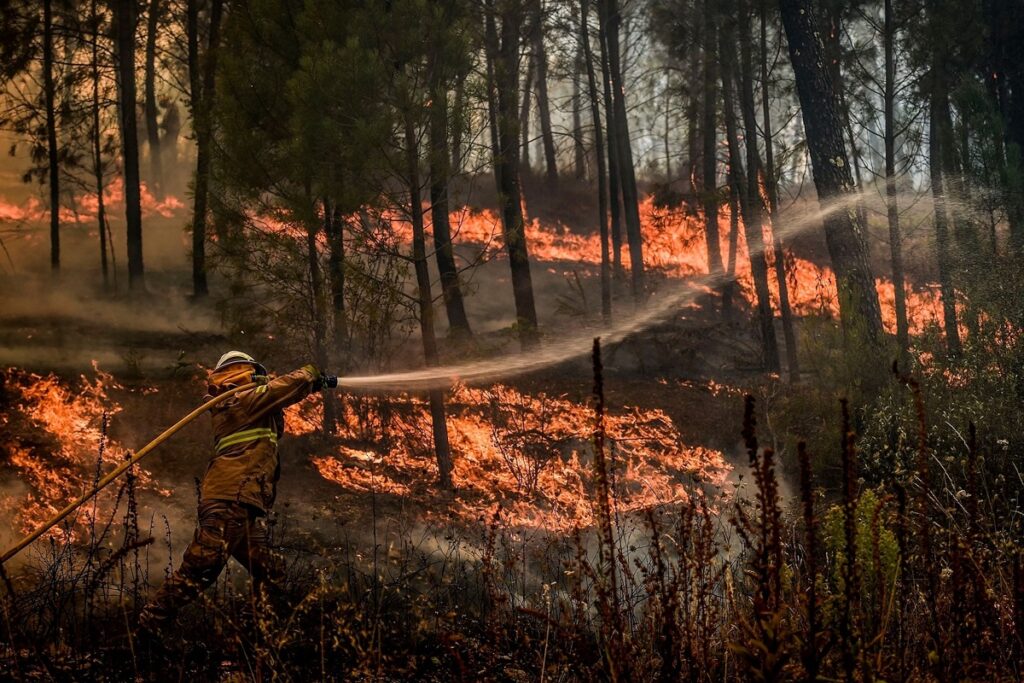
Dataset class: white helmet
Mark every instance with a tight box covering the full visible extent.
[213,350,267,376]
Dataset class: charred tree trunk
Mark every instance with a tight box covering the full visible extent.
[144,0,162,197]
[700,1,724,281]
[598,18,624,282]
[601,0,645,300]
[581,0,611,320]
[737,2,786,371]
[759,0,799,380]
[487,0,540,348]
[884,0,909,356]
[429,77,473,338]
[91,0,110,287]
[721,13,780,371]
[116,0,145,290]
[779,0,883,343]
[325,201,347,355]
[531,0,558,183]
[43,0,59,272]
[315,201,338,434]
[405,117,454,490]
[188,0,223,299]
[303,195,334,433]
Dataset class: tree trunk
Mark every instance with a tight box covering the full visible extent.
[188,0,223,299]
[581,0,611,321]
[989,0,1024,249]
[779,0,883,343]
[930,86,962,357]
[519,52,534,172]
[601,0,644,300]
[303,194,335,433]
[738,1,791,371]
[531,0,558,183]
[700,0,724,281]
[144,0,162,197]
[43,0,59,272]
[405,116,454,490]
[91,0,109,287]
[663,85,673,180]
[325,201,347,356]
[598,17,624,282]
[759,0,799,380]
[933,80,973,252]
[572,31,586,180]
[429,76,473,338]
[484,9,502,189]
[314,201,338,434]
[721,13,780,370]
[884,0,909,356]
[684,75,701,214]
[451,72,467,173]
[722,181,740,319]
[487,0,540,348]
[116,0,145,290]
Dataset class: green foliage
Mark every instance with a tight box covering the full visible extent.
[821,489,900,604]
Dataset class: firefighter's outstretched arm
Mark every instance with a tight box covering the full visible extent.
[235,365,323,423]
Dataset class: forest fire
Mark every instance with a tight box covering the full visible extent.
[381,196,947,336]
[0,178,183,227]
[3,0,1022,675]
[301,384,729,532]
[0,367,152,538]
[2,176,947,336]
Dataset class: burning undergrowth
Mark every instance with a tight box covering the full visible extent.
[0,366,728,555]
[0,367,163,544]
[298,384,730,532]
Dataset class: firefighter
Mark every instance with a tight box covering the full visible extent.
[138,351,337,633]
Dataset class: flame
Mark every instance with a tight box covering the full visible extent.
[0,178,185,228]
[226,190,949,338]
[370,197,945,336]
[0,367,159,539]
[308,384,730,532]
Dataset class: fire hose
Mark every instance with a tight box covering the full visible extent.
[0,381,258,566]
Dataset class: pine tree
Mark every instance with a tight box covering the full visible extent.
[779,0,883,343]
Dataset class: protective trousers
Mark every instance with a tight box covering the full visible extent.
[139,500,287,628]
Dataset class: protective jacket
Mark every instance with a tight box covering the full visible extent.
[199,364,319,511]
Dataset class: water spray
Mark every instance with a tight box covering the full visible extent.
[339,190,872,391]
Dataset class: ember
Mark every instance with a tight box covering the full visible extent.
[308,384,730,532]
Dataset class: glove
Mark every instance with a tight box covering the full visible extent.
[315,372,339,390]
